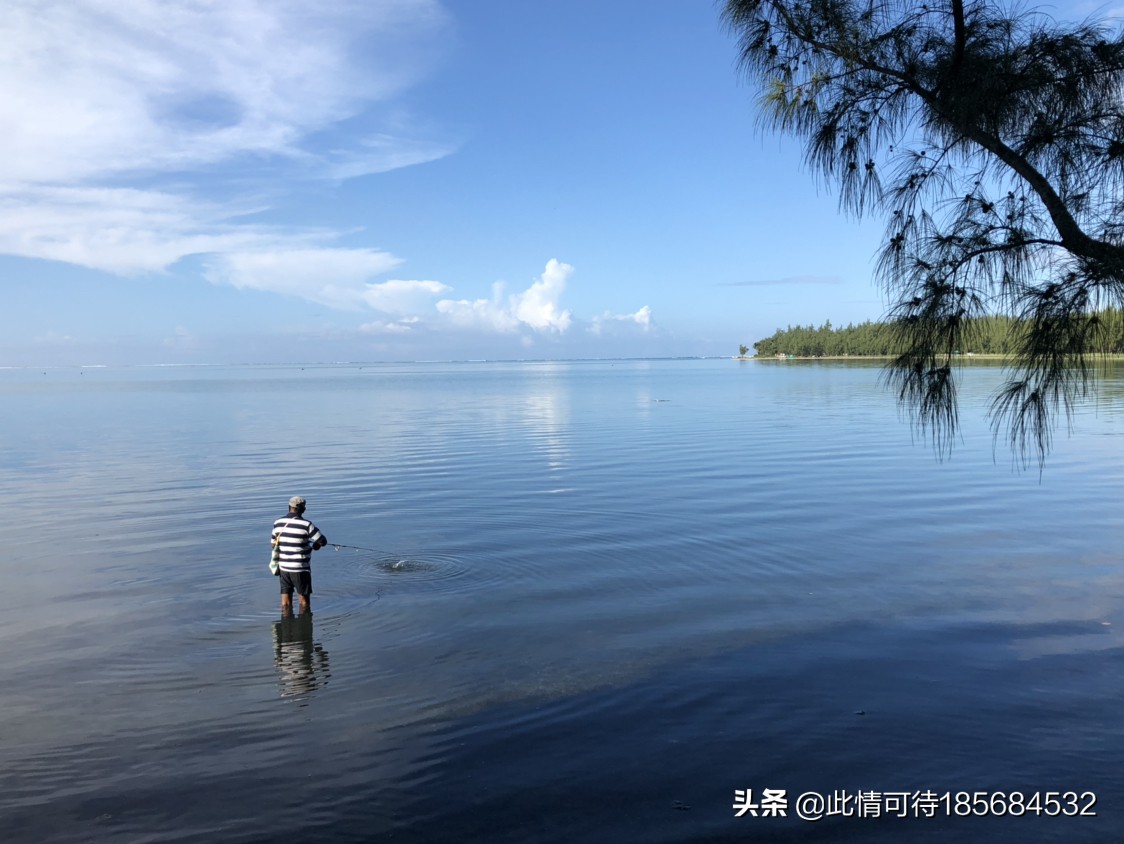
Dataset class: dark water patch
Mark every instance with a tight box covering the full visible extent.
[373,621,1124,843]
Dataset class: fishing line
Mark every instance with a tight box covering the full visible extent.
[330,543,466,580]
[326,543,397,598]
[331,542,412,572]
[331,542,396,557]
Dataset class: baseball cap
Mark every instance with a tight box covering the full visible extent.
[289,496,306,509]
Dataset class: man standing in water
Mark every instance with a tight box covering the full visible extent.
[273,496,327,615]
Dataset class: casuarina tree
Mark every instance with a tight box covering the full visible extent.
[724,0,1124,466]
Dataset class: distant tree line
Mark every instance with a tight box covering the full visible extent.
[753,310,1124,358]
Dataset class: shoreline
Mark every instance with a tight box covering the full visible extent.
[749,353,1012,361]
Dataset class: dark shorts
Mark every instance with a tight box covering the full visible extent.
[279,569,313,597]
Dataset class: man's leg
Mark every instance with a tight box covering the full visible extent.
[280,570,294,614]
[297,571,312,614]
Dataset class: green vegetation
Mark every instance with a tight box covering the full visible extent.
[755,310,1124,359]
[754,320,899,358]
[724,0,1124,465]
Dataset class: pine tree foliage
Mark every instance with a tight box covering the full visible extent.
[724,0,1124,465]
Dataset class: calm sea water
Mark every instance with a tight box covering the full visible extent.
[3,358,1124,842]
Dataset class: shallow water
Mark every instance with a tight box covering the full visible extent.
[3,358,1124,841]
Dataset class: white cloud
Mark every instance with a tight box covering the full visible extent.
[590,305,653,335]
[0,0,452,185]
[326,134,457,181]
[511,258,573,332]
[435,260,574,334]
[0,4,676,362]
[436,281,522,333]
[361,279,452,313]
[0,185,289,274]
[204,248,406,308]
[359,319,417,335]
[0,0,455,284]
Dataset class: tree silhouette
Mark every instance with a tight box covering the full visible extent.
[725,0,1124,465]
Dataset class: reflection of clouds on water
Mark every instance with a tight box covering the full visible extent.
[521,390,569,473]
[272,612,330,702]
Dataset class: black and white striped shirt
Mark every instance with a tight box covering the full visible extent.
[272,514,325,573]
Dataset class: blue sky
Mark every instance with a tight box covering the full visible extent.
[2,0,1099,365]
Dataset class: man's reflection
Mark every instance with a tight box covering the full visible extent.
[272,611,330,701]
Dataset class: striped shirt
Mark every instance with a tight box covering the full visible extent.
[272,514,325,573]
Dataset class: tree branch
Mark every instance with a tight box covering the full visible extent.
[949,0,966,81]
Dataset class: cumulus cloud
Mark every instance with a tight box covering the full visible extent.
[361,279,452,313]
[436,281,522,333]
[511,259,573,332]
[435,260,574,334]
[590,305,653,335]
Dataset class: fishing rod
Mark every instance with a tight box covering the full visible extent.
[330,542,398,557]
